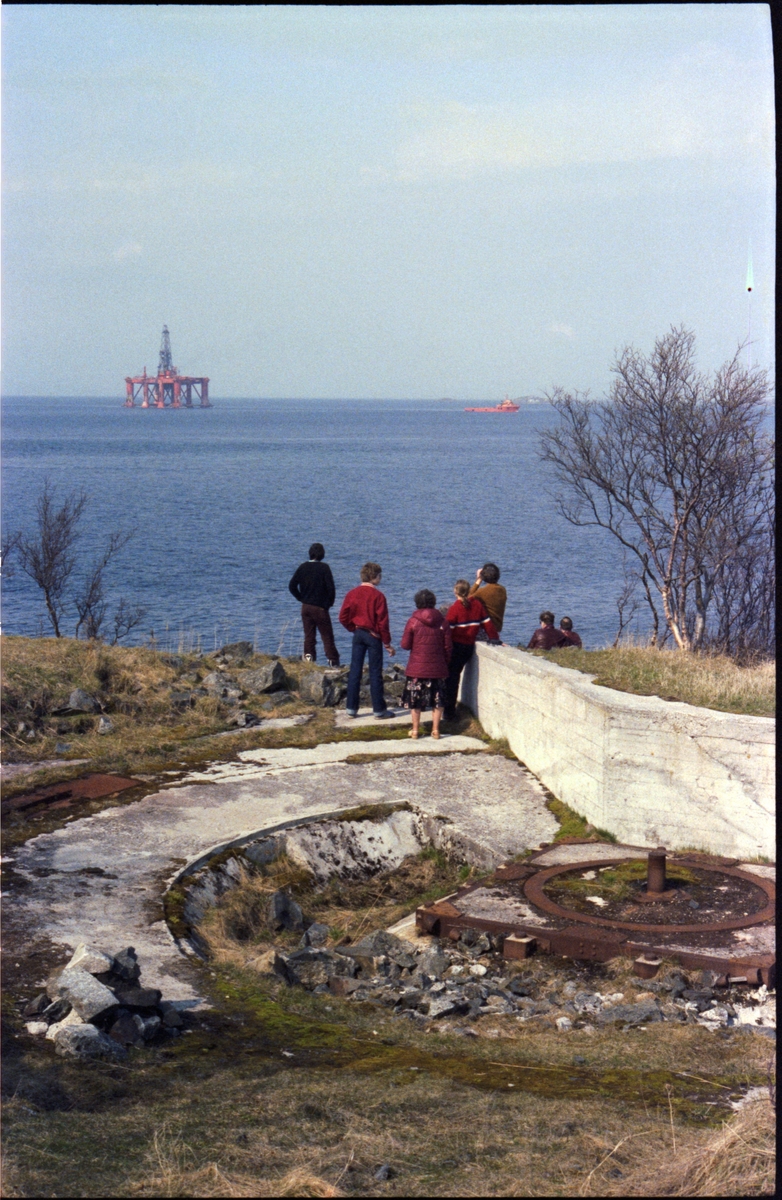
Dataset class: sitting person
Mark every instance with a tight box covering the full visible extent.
[559,616,582,648]
[400,589,452,740]
[527,611,569,650]
[443,579,499,720]
[468,562,507,634]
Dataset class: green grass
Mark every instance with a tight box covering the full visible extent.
[520,643,775,717]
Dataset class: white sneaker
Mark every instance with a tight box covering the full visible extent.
[302,654,314,662]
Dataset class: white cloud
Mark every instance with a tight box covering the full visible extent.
[112,242,143,261]
[549,323,574,339]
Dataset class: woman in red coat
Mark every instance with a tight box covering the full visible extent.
[400,589,452,739]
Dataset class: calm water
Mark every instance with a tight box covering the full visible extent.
[1,397,627,658]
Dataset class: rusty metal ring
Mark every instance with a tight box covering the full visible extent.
[523,858,775,935]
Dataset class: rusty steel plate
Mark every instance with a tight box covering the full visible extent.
[2,773,138,813]
[523,857,775,935]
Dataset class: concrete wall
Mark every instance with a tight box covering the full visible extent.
[461,644,775,859]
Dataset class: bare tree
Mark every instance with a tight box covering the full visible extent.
[15,481,88,637]
[74,530,134,640]
[539,327,774,653]
[110,598,147,645]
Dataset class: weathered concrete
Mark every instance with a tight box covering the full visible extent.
[462,644,775,859]
[6,746,557,1005]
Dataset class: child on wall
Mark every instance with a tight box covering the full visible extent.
[400,589,452,739]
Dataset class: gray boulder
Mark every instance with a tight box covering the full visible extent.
[301,922,330,948]
[108,1012,145,1047]
[111,947,142,982]
[338,930,416,970]
[423,995,462,1019]
[113,985,162,1009]
[47,968,118,1021]
[299,670,346,707]
[23,993,50,1018]
[65,944,114,975]
[274,948,355,990]
[133,1013,161,1040]
[201,672,242,701]
[97,716,114,735]
[597,1001,662,1028]
[268,889,305,932]
[219,641,254,660]
[236,662,286,694]
[65,688,99,714]
[417,947,449,980]
[54,1023,127,1061]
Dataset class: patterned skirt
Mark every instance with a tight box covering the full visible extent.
[400,676,447,711]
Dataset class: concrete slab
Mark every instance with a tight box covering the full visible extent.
[1,759,90,781]
[334,707,423,729]
[5,747,557,1006]
[532,843,651,866]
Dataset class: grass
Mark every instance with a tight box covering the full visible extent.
[521,643,775,717]
[2,950,774,1197]
[546,796,618,844]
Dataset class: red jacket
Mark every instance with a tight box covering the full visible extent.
[339,584,392,646]
[401,608,452,678]
[446,597,499,645]
[560,629,582,648]
[528,625,569,650]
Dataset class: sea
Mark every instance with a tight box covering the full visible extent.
[1,397,630,660]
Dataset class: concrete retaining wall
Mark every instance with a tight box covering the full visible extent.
[461,644,775,859]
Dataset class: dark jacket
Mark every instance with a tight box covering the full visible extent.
[528,625,568,650]
[401,608,452,678]
[560,629,582,648]
[288,561,336,610]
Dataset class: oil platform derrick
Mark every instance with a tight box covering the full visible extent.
[124,326,210,408]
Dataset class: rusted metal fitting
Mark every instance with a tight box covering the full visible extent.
[647,847,667,894]
[503,935,536,960]
[633,955,662,979]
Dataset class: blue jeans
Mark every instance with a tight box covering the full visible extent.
[346,628,386,713]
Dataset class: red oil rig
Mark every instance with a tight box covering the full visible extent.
[124,327,210,408]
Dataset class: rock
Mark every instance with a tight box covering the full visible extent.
[26,1021,49,1036]
[219,641,254,660]
[374,1165,393,1182]
[268,889,305,932]
[417,947,448,979]
[66,688,99,714]
[302,922,330,947]
[161,654,185,669]
[108,1013,145,1047]
[23,993,50,1018]
[54,1023,127,1061]
[509,979,532,997]
[274,948,353,990]
[134,1013,161,1040]
[55,742,72,753]
[161,1007,184,1029]
[556,1016,573,1032]
[47,968,118,1021]
[65,944,114,976]
[236,662,286,694]
[425,995,463,1019]
[201,672,242,700]
[97,716,114,735]
[113,986,162,1009]
[469,964,488,978]
[573,991,603,1016]
[339,931,416,970]
[596,1001,662,1028]
[170,691,195,710]
[299,670,346,707]
[41,998,72,1024]
[328,977,361,997]
[46,1009,85,1040]
[111,947,142,982]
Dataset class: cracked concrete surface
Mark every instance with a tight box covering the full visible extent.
[4,745,558,1005]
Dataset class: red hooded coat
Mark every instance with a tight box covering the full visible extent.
[401,608,452,679]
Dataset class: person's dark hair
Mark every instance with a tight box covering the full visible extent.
[454,578,471,605]
[360,561,382,583]
[309,542,325,561]
[540,610,555,625]
[560,616,573,631]
[415,588,436,609]
[481,562,500,584]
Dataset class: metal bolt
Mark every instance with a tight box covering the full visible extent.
[647,847,667,895]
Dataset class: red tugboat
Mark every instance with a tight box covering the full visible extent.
[464,395,520,413]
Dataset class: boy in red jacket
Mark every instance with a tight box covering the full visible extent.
[339,562,396,718]
[444,579,499,720]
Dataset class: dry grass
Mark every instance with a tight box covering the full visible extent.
[198,849,472,967]
[582,1094,776,1196]
[527,642,775,717]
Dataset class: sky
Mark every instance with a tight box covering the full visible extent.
[1,4,775,399]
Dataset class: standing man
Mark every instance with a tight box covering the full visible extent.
[468,562,507,634]
[339,562,396,719]
[288,543,340,666]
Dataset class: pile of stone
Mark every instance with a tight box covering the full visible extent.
[274,926,776,1035]
[23,944,184,1061]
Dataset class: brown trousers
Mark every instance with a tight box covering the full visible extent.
[301,604,340,664]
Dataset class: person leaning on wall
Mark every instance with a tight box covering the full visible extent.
[468,562,507,635]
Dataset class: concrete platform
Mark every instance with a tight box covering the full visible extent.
[4,741,557,1006]
[334,707,424,729]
